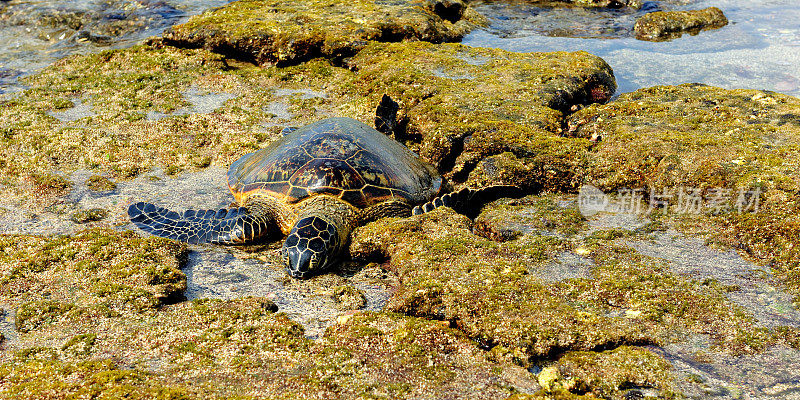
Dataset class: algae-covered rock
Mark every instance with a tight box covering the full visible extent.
[3,39,615,209]
[350,202,777,366]
[473,0,642,9]
[570,84,800,194]
[547,346,677,399]
[474,194,585,241]
[338,41,613,190]
[568,84,800,300]
[162,0,484,66]
[0,44,348,188]
[634,7,728,41]
[308,312,539,398]
[329,285,367,311]
[0,228,187,331]
[4,295,538,398]
[69,208,108,224]
[84,175,116,192]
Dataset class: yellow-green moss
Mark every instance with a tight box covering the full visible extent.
[69,208,108,223]
[337,41,614,190]
[5,297,536,398]
[15,300,76,333]
[163,0,484,66]
[350,204,781,367]
[546,346,678,399]
[570,85,800,194]
[569,84,800,300]
[0,359,197,400]
[330,285,367,311]
[85,175,116,191]
[474,194,586,241]
[1,229,187,330]
[635,7,728,41]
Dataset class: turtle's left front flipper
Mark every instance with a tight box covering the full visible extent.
[128,202,277,244]
[412,185,525,219]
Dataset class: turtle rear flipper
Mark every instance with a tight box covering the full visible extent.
[128,202,276,244]
[412,186,525,219]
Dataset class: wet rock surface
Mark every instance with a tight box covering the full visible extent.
[634,6,728,41]
[0,0,232,93]
[337,41,614,190]
[1,0,800,397]
[568,84,800,301]
[161,0,485,66]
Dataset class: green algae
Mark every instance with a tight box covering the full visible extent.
[0,44,344,187]
[349,204,783,370]
[474,0,643,9]
[0,359,196,400]
[15,300,76,333]
[163,0,484,66]
[4,296,537,398]
[1,228,537,397]
[0,229,187,329]
[569,84,800,300]
[1,39,617,215]
[69,208,108,223]
[570,84,800,194]
[85,175,117,192]
[329,285,367,311]
[541,346,677,399]
[337,41,613,189]
[634,7,728,41]
[474,194,585,241]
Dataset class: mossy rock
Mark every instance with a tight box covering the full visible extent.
[162,0,485,66]
[568,84,800,300]
[69,208,108,224]
[337,41,613,190]
[570,84,800,194]
[15,300,76,333]
[0,229,187,329]
[634,7,728,41]
[85,175,116,192]
[4,39,615,206]
[474,194,586,241]
[542,346,678,399]
[329,285,367,311]
[0,44,350,186]
[5,297,538,398]
[472,0,642,8]
[0,359,198,399]
[302,312,538,398]
[349,204,781,365]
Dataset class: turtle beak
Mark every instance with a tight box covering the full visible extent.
[283,246,324,279]
[284,246,307,278]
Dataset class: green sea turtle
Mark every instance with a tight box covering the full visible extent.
[129,117,519,278]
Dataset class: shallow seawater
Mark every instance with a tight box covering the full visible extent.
[465,0,800,98]
[579,209,800,399]
[0,0,233,94]
[655,338,800,399]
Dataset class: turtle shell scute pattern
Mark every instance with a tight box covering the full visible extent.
[228,117,442,208]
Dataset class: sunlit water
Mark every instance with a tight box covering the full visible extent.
[0,0,232,93]
[465,0,800,98]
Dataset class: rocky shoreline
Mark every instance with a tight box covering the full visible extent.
[1,0,799,398]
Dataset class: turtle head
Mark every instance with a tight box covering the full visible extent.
[282,216,341,279]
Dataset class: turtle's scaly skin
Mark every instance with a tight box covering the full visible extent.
[129,117,444,278]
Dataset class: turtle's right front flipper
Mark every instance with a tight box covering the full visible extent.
[128,202,277,244]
